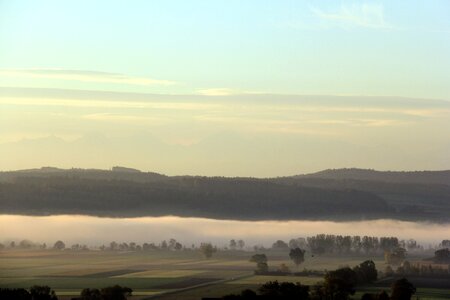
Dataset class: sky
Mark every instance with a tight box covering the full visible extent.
[0,1,449,176]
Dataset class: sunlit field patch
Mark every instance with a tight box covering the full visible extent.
[229,275,322,286]
[115,269,207,278]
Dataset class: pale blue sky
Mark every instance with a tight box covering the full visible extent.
[1,0,449,97]
[0,1,449,175]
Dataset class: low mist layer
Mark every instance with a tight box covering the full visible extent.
[1,215,448,247]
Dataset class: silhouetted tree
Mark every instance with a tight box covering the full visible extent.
[222,289,257,300]
[259,281,309,299]
[440,240,450,248]
[323,267,357,300]
[353,260,377,284]
[161,240,168,249]
[0,288,31,300]
[391,278,416,300]
[19,240,33,249]
[434,248,450,262]
[237,240,245,250]
[361,290,389,300]
[385,247,406,266]
[29,285,58,300]
[80,288,101,300]
[384,265,394,276]
[100,285,132,300]
[272,240,289,250]
[250,253,269,274]
[250,254,267,264]
[200,243,216,258]
[53,240,65,250]
[229,239,237,250]
[289,248,306,269]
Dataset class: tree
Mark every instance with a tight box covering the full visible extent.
[353,260,377,284]
[259,281,310,299]
[53,240,65,250]
[385,247,406,266]
[249,254,267,264]
[250,254,268,274]
[440,240,450,248]
[200,243,216,258]
[29,285,58,300]
[256,261,269,273]
[80,288,101,300]
[323,267,357,300]
[229,239,237,250]
[391,278,416,300]
[237,240,245,250]
[161,240,168,249]
[100,285,132,300]
[0,288,31,300]
[272,240,289,250]
[174,242,183,251]
[289,237,307,249]
[109,241,118,251]
[19,240,33,249]
[434,248,450,262]
[384,265,394,276]
[289,247,306,269]
[222,288,257,300]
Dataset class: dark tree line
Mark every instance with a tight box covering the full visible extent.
[0,176,392,220]
[0,286,57,300]
[0,285,132,300]
[218,261,416,300]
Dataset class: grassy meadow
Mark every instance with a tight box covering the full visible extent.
[0,249,448,299]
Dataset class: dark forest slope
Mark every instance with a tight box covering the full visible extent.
[0,167,448,221]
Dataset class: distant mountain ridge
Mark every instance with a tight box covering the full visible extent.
[296,168,450,185]
[0,167,448,222]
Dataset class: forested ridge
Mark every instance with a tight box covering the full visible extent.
[0,167,448,221]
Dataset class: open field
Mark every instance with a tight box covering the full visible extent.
[1,249,449,299]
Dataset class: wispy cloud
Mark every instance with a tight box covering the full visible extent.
[197,88,266,96]
[311,3,394,30]
[197,88,238,96]
[0,97,222,110]
[82,113,167,124]
[0,69,176,86]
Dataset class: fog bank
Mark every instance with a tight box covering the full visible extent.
[1,215,448,247]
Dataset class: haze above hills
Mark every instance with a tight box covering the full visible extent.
[0,167,449,222]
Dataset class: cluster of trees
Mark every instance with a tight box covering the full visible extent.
[250,248,306,275]
[6,235,445,256]
[77,285,132,300]
[219,262,416,300]
[0,285,57,300]
[249,235,422,256]
[0,240,47,250]
[305,235,411,255]
[385,260,450,277]
[0,285,132,300]
[384,248,407,266]
[250,254,269,274]
[229,239,245,250]
[200,243,217,258]
[434,248,450,263]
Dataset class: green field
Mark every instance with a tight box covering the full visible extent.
[1,250,449,299]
